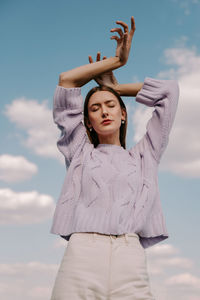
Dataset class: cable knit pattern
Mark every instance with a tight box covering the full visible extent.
[50,78,179,249]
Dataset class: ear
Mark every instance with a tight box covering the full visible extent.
[121,108,127,121]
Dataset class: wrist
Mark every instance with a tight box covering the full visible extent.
[115,55,127,67]
[114,84,121,95]
[114,56,125,68]
[115,83,144,97]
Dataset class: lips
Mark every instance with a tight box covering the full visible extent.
[102,119,112,124]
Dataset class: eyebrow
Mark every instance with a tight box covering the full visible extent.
[90,99,116,108]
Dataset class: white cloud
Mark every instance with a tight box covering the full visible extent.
[132,45,200,178]
[165,272,200,289]
[146,243,180,256]
[0,188,55,225]
[158,46,200,78]
[0,154,38,183]
[144,243,200,299]
[145,243,194,276]
[3,97,64,163]
[132,105,154,143]
[155,257,193,269]
[0,261,58,300]
[0,261,58,275]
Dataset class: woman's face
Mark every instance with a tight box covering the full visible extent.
[87,90,126,139]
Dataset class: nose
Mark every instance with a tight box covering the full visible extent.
[101,107,109,117]
[102,112,109,118]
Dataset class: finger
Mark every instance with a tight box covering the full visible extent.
[110,35,120,42]
[96,51,101,62]
[88,55,93,63]
[131,16,136,31]
[130,16,136,36]
[110,27,123,38]
[123,32,128,46]
[115,20,129,33]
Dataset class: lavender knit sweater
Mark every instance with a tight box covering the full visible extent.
[50,77,179,249]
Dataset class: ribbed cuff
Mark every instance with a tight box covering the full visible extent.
[54,85,83,109]
[136,77,166,107]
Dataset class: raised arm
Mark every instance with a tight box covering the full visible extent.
[88,55,179,164]
[54,16,136,166]
[134,77,180,164]
[59,57,122,88]
[88,51,143,96]
[59,16,136,88]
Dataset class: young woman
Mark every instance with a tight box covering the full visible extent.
[50,16,179,300]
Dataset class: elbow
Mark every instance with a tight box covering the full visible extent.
[170,79,179,91]
[171,79,179,91]
[165,80,180,99]
[58,73,77,88]
[59,72,70,82]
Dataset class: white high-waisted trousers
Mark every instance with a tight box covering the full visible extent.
[50,232,155,300]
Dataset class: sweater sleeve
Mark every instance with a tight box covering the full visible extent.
[53,85,89,167]
[135,77,179,164]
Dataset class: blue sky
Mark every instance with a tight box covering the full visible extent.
[0,0,200,299]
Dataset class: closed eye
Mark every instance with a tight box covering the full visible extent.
[92,104,115,112]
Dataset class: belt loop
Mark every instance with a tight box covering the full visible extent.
[109,235,115,244]
[125,233,129,246]
[93,233,97,243]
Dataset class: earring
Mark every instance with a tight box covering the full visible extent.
[121,120,125,124]
[89,127,92,132]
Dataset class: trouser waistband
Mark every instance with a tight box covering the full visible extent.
[71,232,139,245]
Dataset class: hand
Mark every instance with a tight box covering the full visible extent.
[88,52,119,89]
[110,16,136,66]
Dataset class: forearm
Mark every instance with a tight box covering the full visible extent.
[115,82,144,96]
[59,56,122,88]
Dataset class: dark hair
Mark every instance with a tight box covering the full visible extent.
[83,85,128,149]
